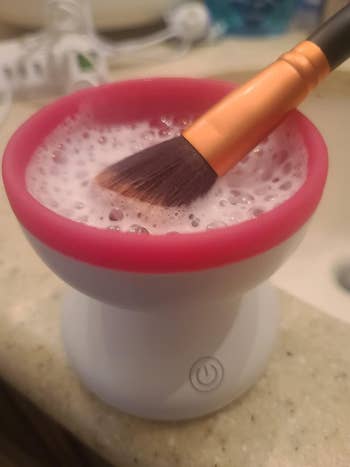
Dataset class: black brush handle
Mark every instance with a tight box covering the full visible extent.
[308,2,350,70]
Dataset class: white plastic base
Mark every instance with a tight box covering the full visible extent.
[62,283,279,421]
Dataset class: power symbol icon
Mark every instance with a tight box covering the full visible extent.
[190,357,224,392]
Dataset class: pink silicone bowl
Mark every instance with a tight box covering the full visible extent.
[2,78,328,273]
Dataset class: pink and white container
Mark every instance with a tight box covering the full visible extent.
[2,78,328,420]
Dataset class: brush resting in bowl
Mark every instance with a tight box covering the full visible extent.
[26,113,307,235]
[3,77,328,419]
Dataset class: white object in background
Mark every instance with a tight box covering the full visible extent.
[0,0,210,105]
[95,2,211,59]
[45,0,108,91]
[45,0,95,35]
[0,0,107,117]
[0,36,56,98]
[0,35,53,126]
[0,34,106,99]
[63,49,107,93]
[0,0,211,126]
[0,0,182,30]
[165,1,212,43]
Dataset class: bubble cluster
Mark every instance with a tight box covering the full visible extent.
[26,113,307,235]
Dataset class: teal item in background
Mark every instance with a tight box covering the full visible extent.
[205,0,298,36]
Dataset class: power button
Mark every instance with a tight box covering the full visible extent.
[189,357,224,392]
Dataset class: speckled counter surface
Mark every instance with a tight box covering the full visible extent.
[1,70,350,467]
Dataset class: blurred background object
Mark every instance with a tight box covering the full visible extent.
[323,0,349,18]
[204,0,299,36]
[0,0,345,128]
[0,0,183,31]
[0,0,211,125]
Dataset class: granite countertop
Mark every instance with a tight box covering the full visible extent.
[1,32,350,466]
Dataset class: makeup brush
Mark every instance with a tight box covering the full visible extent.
[97,4,350,207]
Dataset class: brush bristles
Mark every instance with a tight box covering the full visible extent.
[96,136,218,207]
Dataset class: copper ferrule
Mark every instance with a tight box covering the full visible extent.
[183,40,330,176]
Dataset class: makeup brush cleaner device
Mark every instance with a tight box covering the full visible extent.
[2,78,328,420]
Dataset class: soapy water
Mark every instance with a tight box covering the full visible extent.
[26,114,307,235]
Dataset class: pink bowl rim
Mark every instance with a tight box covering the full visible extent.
[2,78,328,273]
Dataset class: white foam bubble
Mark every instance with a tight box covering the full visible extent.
[26,114,307,234]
